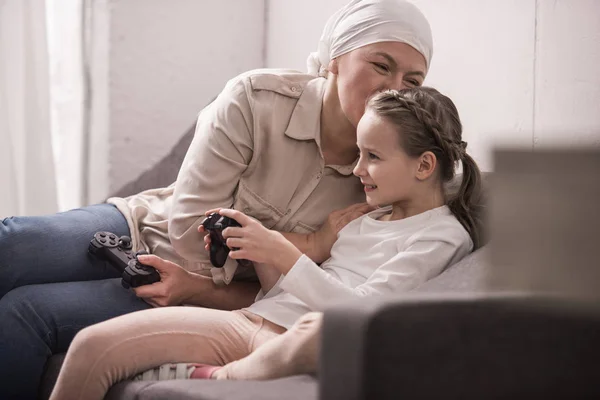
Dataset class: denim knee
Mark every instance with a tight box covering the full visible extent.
[0,286,52,344]
[0,286,55,399]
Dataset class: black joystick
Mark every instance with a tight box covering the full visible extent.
[89,232,160,288]
[201,213,246,268]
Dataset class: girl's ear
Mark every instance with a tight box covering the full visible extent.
[327,58,339,75]
[415,151,437,181]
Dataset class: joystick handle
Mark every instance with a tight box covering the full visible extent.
[122,259,160,289]
[89,231,160,288]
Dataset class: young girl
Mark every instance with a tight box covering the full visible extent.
[49,86,483,399]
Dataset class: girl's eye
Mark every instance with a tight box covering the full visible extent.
[368,152,379,160]
[373,63,390,73]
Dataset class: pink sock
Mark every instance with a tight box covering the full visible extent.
[190,364,221,379]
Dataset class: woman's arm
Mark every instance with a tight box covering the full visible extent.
[133,255,260,310]
[168,76,254,266]
[184,274,261,310]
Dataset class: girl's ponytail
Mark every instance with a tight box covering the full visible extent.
[447,151,484,249]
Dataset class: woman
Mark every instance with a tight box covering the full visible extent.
[0,1,433,398]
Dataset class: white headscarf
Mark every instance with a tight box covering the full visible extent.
[307,0,433,77]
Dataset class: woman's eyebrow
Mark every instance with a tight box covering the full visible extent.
[405,70,425,80]
[373,52,398,69]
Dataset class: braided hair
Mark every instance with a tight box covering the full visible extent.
[367,87,484,249]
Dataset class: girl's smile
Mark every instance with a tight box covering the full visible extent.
[362,183,378,192]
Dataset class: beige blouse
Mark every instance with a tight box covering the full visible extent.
[108,69,365,285]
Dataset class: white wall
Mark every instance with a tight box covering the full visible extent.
[267,0,600,171]
[93,0,600,203]
[94,0,266,199]
[534,0,600,147]
[410,0,537,171]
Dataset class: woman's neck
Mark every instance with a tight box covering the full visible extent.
[320,78,359,166]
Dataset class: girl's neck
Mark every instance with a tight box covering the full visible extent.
[320,77,359,166]
[387,184,446,221]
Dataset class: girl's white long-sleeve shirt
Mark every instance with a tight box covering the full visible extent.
[245,205,473,329]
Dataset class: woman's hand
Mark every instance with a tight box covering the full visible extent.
[312,202,375,261]
[217,209,302,274]
[132,255,196,307]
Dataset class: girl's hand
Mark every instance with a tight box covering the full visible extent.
[218,209,302,273]
[132,255,195,307]
[313,202,375,261]
[198,208,223,251]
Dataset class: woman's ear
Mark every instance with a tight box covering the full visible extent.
[327,58,339,75]
[415,151,437,181]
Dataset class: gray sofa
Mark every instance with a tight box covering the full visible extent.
[39,125,600,399]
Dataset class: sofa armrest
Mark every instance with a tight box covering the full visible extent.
[319,292,600,400]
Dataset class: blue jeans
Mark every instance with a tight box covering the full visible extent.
[0,204,152,400]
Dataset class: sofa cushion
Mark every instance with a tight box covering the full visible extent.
[106,375,317,400]
[413,245,491,293]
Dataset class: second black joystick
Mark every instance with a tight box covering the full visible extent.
[89,232,160,288]
[201,213,244,268]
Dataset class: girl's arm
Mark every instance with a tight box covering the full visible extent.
[201,202,373,295]
[252,262,282,294]
[277,240,460,310]
[281,202,373,263]
[254,203,374,294]
[278,228,472,311]
[218,210,472,311]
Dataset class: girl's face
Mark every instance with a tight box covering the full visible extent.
[329,42,427,128]
[353,110,421,207]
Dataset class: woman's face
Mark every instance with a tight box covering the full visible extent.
[330,42,427,127]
